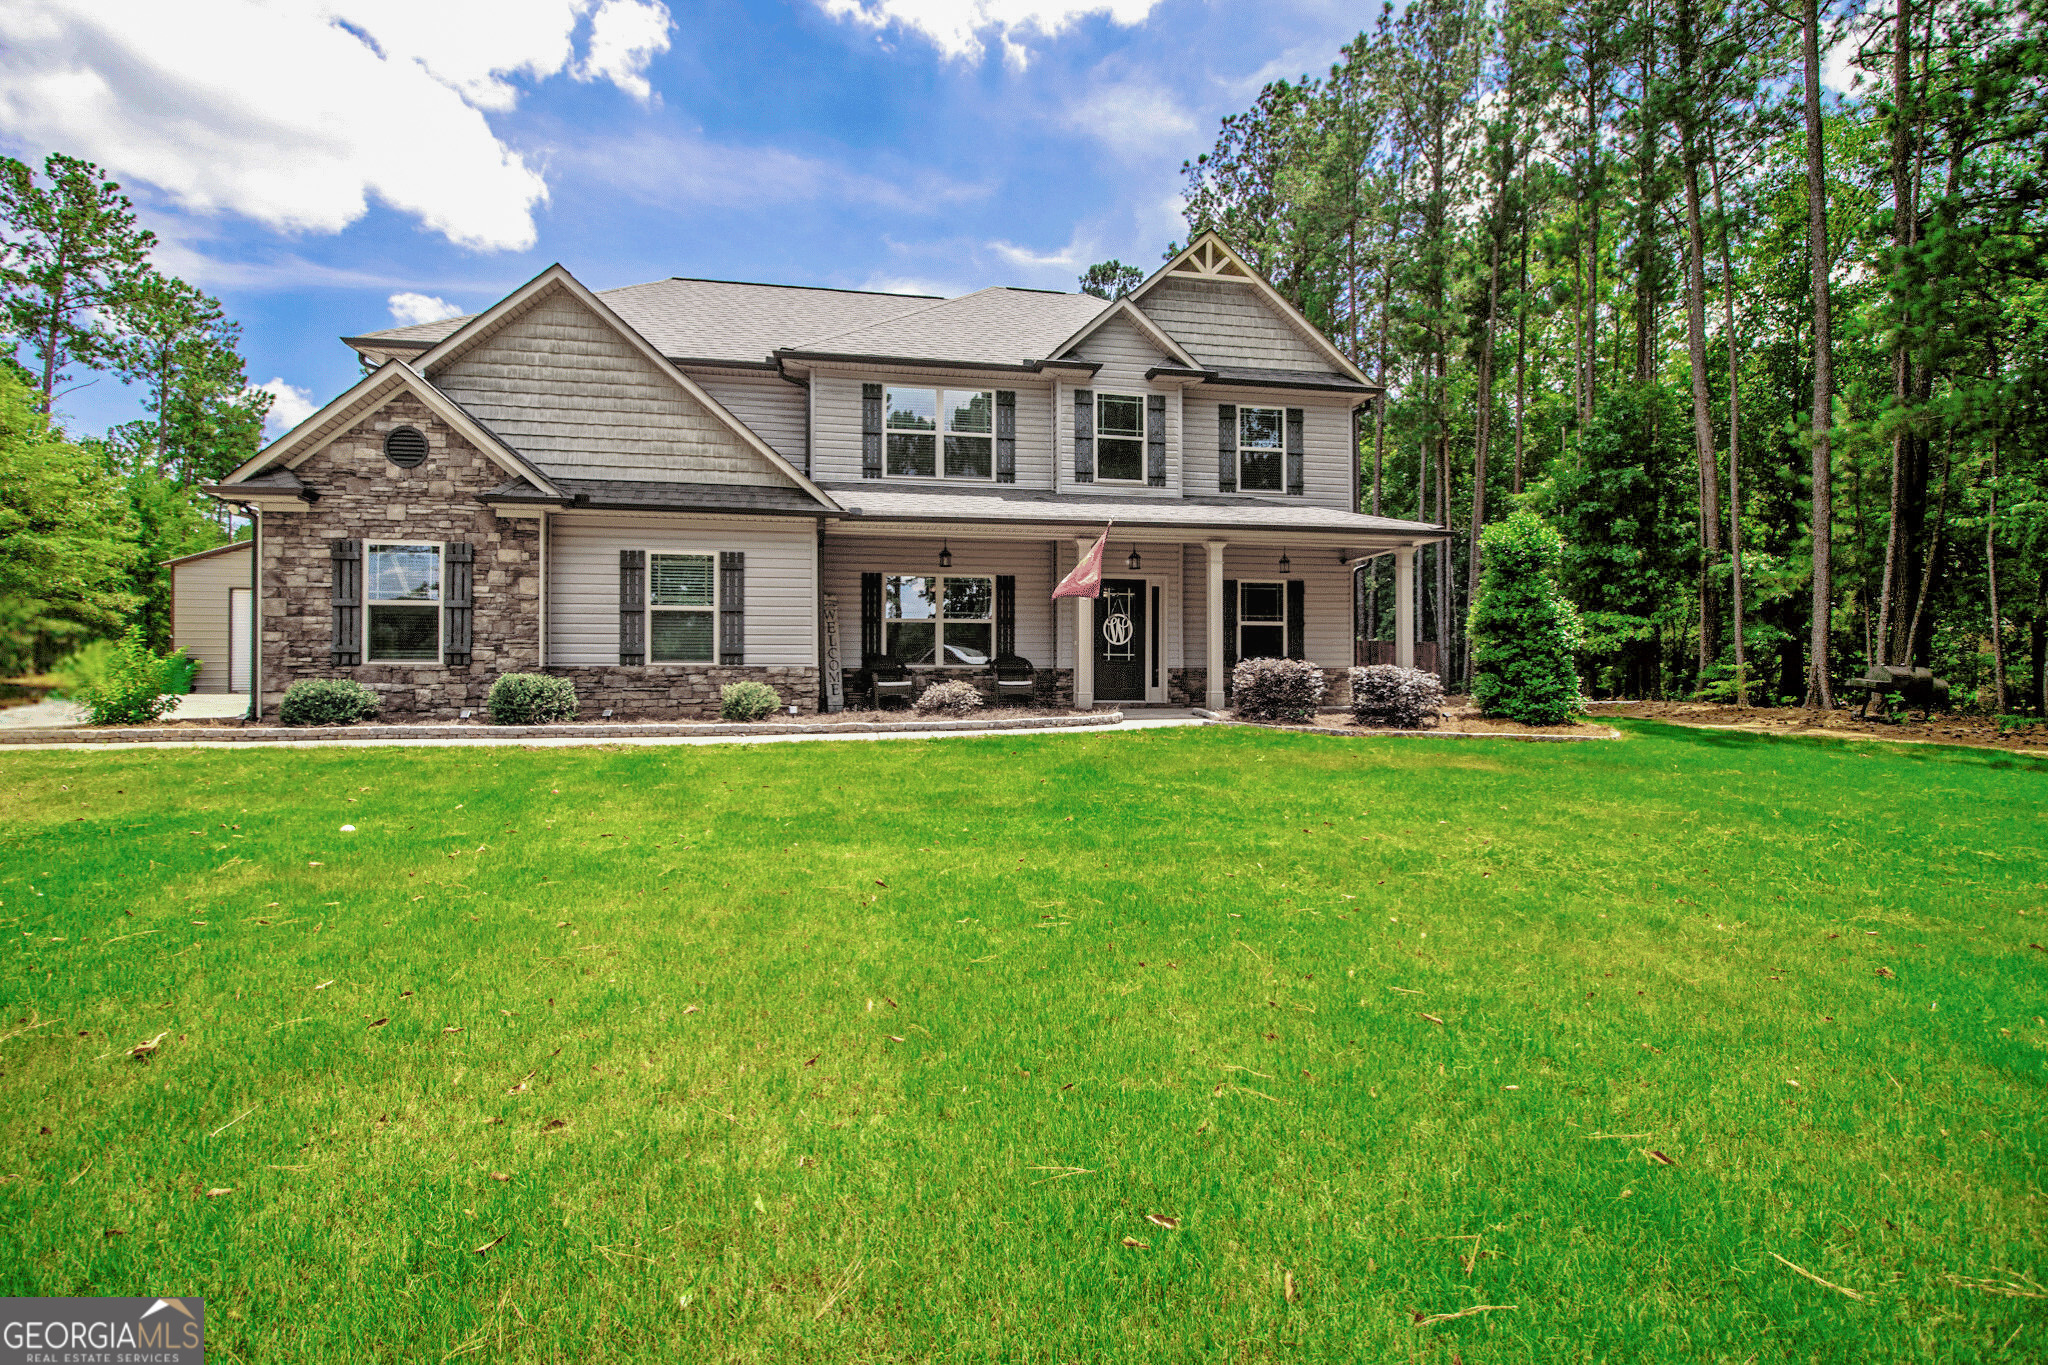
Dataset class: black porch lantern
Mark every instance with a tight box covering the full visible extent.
[938,540,952,568]
[1126,546,1142,571]
[1278,549,1292,574]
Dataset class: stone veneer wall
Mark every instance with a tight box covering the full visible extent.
[260,393,540,718]
[550,666,819,719]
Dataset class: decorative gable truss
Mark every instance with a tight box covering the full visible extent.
[1128,232,1375,387]
[414,264,840,509]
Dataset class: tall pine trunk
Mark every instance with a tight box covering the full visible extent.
[1708,131,1748,703]
[1677,0,1720,677]
[1801,0,1836,708]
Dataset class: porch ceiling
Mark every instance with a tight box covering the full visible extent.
[816,483,1445,543]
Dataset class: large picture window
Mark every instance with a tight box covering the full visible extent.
[366,542,441,662]
[1094,393,1144,482]
[1236,406,1285,492]
[886,387,994,480]
[1238,580,1287,659]
[884,574,994,665]
[649,553,717,663]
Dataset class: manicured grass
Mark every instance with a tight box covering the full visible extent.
[1,723,2043,1362]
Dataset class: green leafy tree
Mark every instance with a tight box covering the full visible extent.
[0,154,156,405]
[1078,260,1145,300]
[0,362,137,673]
[108,269,271,486]
[1470,510,1585,722]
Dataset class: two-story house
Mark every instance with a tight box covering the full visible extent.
[204,232,1443,719]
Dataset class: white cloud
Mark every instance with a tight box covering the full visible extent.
[815,0,1165,64]
[0,0,674,252]
[989,234,1090,271]
[387,292,467,325]
[1060,80,1196,160]
[255,377,317,439]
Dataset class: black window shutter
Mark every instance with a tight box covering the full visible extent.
[1146,393,1167,487]
[860,572,883,658]
[1217,404,1237,493]
[618,549,645,665]
[719,551,745,665]
[444,541,474,666]
[995,390,1016,484]
[861,383,883,479]
[1222,578,1239,679]
[1286,407,1306,495]
[1073,389,1094,483]
[330,538,361,666]
[995,575,1016,657]
[1286,578,1306,659]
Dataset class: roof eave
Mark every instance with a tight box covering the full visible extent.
[773,349,1099,375]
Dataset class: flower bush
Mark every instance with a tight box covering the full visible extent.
[487,673,578,725]
[279,678,381,726]
[913,679,984,717]
[1230,656,1326,723]
[71,626,183,725]
[719,680,782,721]
[1349,665,1444,729]
[1468,510,1585,724]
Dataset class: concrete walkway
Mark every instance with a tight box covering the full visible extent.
[0,692,249,729]
[0,708,1210,751]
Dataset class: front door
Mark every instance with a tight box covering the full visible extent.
[1094,578,1146,702]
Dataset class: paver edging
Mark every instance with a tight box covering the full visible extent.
[0,711,1127,747]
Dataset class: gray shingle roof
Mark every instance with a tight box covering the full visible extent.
[817,483,1443,536]
[782,287,1110,367]
[481,476,832,515]
[352,278,946,364]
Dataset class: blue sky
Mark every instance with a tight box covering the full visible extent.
[0,0,1376,442]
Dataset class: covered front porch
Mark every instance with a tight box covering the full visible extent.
[818,524,1432,712]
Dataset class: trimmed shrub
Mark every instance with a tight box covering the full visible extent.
[913,679,984,717]
[1349,665,1444,729]
[1468,510,1585,724]
[720,680,782,722]
[279,677,381,726]
[488,673,578,725]
[71,626,180,726]
[162,650,200,695]
[1230,657,1326,723]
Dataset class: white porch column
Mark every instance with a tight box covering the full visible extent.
[1205,539,1227,710]
[1074,537,1095,710]
[1394,545,1416,670]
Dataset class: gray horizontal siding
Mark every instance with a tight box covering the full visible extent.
[692,370,808,467]
[1183,392,1359,511]
[433,293,797,488]
[1138,277,1331,372]
[1065,313,1181,496]
[811,370,1053,489]
[822,534,1058,668]
[548,512,816,667]
[172,546,251,693]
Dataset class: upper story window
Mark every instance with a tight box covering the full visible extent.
[1236,406,1285,492]
[366,542,441,663]
[884,574,994,666]
[1094,394,1144,483]
[887,387,994,480]
[649,553,717,663]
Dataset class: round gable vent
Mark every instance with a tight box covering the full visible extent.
[384,425,429,468]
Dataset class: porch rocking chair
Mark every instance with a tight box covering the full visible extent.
[989,654,1038,706]
[857,653,916,710]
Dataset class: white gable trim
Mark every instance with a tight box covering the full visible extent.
[1045,297,1201,369]
[219,361,564,496]
[416,264,842,512]
[1131,231,1374,387]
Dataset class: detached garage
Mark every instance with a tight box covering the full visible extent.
[167,542,254,694]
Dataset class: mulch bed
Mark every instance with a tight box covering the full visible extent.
[1602,699,2048,756]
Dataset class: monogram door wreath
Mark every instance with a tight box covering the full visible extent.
[1100,589,1136,660]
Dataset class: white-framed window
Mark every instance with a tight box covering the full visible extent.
[649,552,717,663]
[886,387,994,480]
[884,574,994,666]
[1238,580,1287,659]
[365,541,441,663]
[1094,393,1145,482]
[1235,406,1285,492]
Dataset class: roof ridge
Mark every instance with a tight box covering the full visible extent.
[645,276,943,299]
[785,286,1003,351]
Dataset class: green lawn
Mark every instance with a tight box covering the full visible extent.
[1,723,2043,1362]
